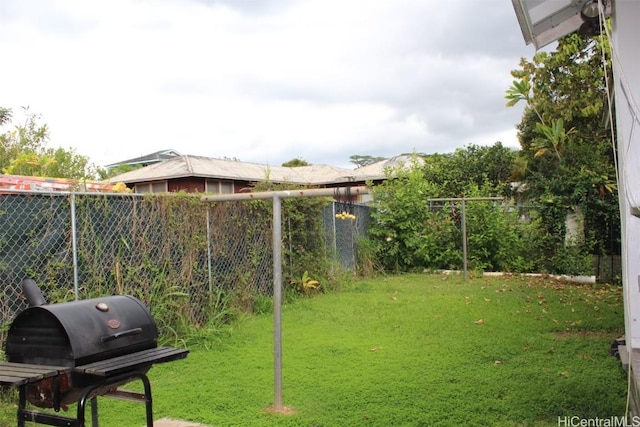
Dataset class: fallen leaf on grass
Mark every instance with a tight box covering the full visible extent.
[474,319,484,325]
[369,347,383,352]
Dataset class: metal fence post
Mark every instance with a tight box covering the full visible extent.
[461,199,468,281]
[70,193,79,300]
[206,208,213,296]
[272,195,283,410]
[332,202,338,260]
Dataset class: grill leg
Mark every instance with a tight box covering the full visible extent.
[77,389,91,427]
[140,374,153,427]
[17,385,26,427]
[76,372,154,427]
[77,386,105,426]
[91,397,99,427]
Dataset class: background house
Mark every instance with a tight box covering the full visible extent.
[107,153,420,203]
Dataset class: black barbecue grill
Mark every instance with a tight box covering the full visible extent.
[0,279,189,427]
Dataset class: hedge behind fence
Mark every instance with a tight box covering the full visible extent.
[0,190,351,348]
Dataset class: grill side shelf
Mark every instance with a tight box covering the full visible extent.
[0,362,70,387]
[74,347,189,377]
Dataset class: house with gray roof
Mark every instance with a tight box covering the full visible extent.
[107,153,421,203]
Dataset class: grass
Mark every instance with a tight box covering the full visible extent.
[1,273,627,426]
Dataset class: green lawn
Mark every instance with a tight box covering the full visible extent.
[2,274,628,426]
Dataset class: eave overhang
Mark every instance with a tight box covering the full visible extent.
[511,0,611,49]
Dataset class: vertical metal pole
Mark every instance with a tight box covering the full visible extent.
[17,385,26,427]
[332,202,338,263]
[140,374,154,427]
[206,208,213,295]
[272,195,283,410]
[287,216,293,276]
[90,397,99,427]
[70,193,79,300]
[350,208,357,271]
[461,199,468,280]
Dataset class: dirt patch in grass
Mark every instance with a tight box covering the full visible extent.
[263,405,297,415]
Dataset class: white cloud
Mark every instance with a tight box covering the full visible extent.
[0,0,531,170]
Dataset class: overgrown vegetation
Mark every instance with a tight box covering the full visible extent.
[506,29,619,270]
[0,188,335,350]
[365,153,581,276]
[251,180,334,293]
[2,274,623,427]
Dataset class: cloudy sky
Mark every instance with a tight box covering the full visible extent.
[0,0,536,169]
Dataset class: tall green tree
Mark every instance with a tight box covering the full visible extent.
[421,143,518,198]
[506,29,619,257]
[0,107,99,180]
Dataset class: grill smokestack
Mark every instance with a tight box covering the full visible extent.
[21,278,47,307]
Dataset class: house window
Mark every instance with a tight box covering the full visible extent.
[220,181,233,194]
[152,181,167,193]
[206,180,234,194]
[205,180,219,194]
[135,183,151,193]
[135,181,168,193]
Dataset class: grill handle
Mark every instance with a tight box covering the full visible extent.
[21,278,47,306]
[100,328,143,343]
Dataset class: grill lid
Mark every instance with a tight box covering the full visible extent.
[6,295,158,367]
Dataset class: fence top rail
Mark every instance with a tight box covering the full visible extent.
[201,186,371,202]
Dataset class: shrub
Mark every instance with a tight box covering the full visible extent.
[367,155,595,276]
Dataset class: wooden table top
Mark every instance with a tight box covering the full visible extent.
[0,362,70,387]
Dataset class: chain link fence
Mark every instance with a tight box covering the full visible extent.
[324,202,371,271]
[0,190,370,349]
